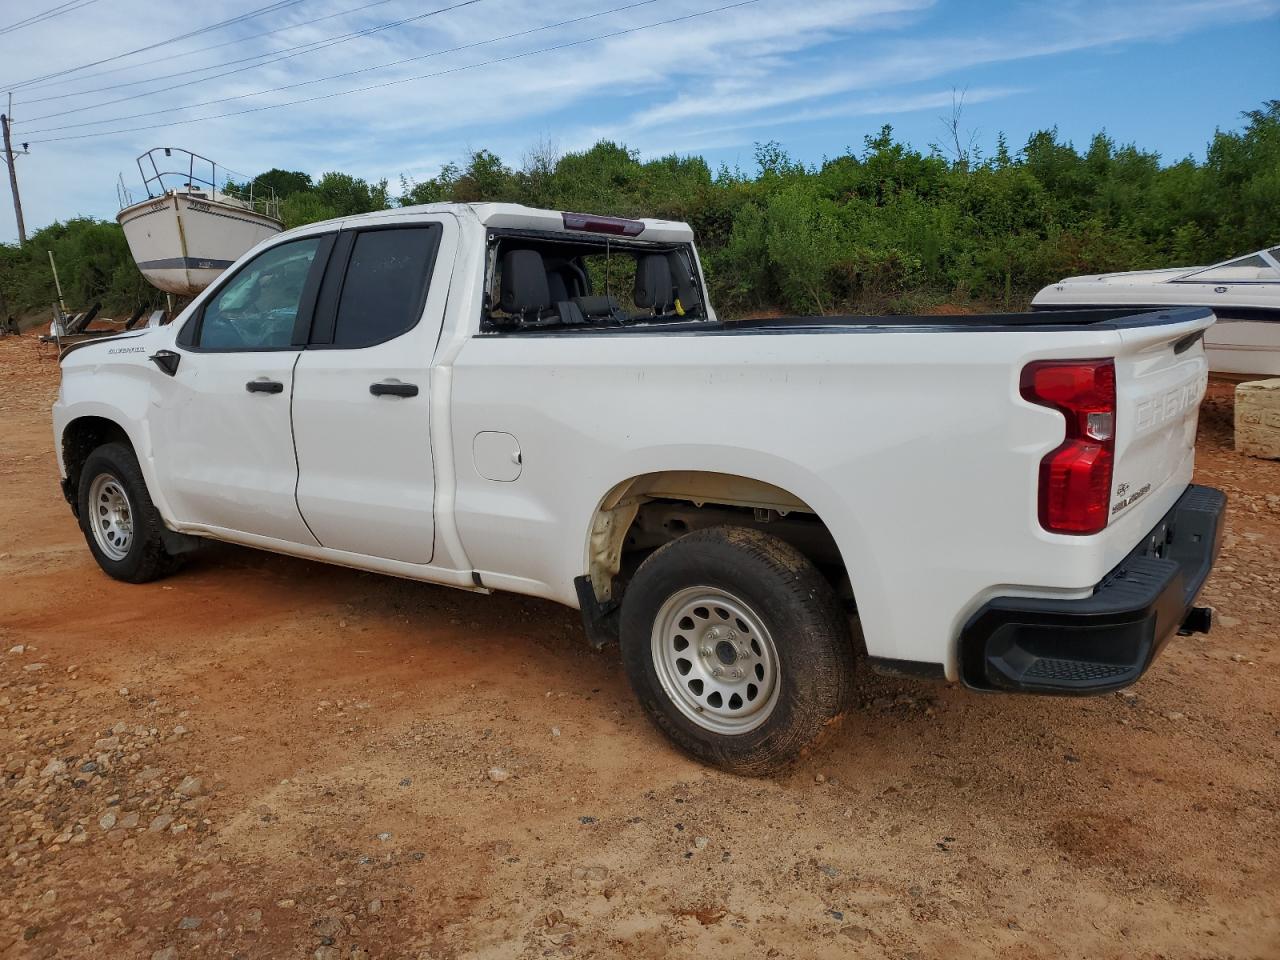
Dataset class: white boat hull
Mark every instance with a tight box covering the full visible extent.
[118,192,282,296]
[1204,320,1280,377]
[1032,246,1280,378]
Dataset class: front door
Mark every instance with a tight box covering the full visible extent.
[152,234,332,544]
[291,221,449,563]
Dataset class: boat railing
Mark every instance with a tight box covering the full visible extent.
[116,173,134,210]
[133,147,280,221]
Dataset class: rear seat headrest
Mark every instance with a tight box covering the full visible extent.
[500,249,551,316]
[572,295,619,318]
[634,254,674,312]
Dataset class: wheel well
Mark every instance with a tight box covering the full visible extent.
[62,417,133,508]
[587,471,851,607]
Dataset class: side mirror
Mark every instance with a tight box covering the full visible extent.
[149,350,180,377]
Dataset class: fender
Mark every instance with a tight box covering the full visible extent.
[54,332,182,529]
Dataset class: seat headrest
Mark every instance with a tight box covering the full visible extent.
[501,249,551,316]
[573,295,620,318]
[634,254,674,312]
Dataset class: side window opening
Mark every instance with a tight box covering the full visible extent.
[328,226,440,348]
[484,235,706,331]
[192,237,324,350]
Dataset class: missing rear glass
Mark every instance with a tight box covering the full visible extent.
[482,231,706,331]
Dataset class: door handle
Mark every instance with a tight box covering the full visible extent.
[245,379,284,394]
[370,381,419,398]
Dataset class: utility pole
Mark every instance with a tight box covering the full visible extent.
[3,92,28,245]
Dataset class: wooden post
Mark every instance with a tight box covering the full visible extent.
[48,250,67,316]
[2,94,27,245]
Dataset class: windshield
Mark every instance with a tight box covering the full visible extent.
[1178,247,1280,282]
[484,234,708,330]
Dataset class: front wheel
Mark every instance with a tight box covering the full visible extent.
[77,442,182,583]
[619,526,855,775]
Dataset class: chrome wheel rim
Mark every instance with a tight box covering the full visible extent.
[650,586,781,735]
[88,473,133,561]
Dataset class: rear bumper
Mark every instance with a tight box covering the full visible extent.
[960,484,1226,694]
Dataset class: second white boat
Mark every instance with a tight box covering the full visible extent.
[1032,245,1280,377]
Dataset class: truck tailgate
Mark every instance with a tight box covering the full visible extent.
[1109,315,1213,529]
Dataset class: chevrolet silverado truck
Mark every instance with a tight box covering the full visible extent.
[53,203,1225,773]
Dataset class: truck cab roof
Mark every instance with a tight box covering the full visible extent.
[327,202,697,245]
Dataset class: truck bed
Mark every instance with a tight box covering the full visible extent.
[730,306,1211,331]
[487,306,1213,336]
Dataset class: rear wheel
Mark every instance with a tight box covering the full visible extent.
[77,442,182,583]
[619,526,854,775]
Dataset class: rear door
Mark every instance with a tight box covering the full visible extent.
[291,219,451,563]
[153,233,333,544]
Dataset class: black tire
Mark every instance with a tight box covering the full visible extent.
[619,525,855,775]
[77,442,182,584]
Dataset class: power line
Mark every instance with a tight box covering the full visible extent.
[0,0,100,37]
[24,0,763,144]
[21,0,659,134]
[23,46,319,110]
[22,0,489,124]
[0,0,79,33]
[16,0,401,100]
[1,0,309,90]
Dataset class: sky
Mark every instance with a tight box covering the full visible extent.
[0,0,1277,243]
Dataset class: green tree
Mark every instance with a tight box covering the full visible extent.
[763,186,844,314]
[279,192,339,230]
[313,172,391,217]
[247,168,312,200]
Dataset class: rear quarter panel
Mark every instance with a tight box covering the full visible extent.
[447,312,1213,676]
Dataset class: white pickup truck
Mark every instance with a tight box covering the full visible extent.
[53,203,1225,773]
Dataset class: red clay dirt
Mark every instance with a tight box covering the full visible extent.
[1,335,1277,959]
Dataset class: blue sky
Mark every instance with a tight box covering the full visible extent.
[1,0,1277,242]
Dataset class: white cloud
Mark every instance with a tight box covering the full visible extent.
[0,0,1275,240]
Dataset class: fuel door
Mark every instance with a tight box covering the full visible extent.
[473,431,522,482]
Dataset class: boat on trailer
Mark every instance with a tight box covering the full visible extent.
[116,147,283,297]
[1032,245,1280,377]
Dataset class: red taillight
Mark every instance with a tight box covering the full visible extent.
[561,212,645,236]
[1020,359,1117,535]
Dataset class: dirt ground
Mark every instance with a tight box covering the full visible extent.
[1,334,1277,960]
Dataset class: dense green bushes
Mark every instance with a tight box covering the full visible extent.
[2,100,1276,319]
[0,217,159,322]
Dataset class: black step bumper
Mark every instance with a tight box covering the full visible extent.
[960,484,1226,694]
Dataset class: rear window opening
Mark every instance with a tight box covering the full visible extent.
[482,232,707,331]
